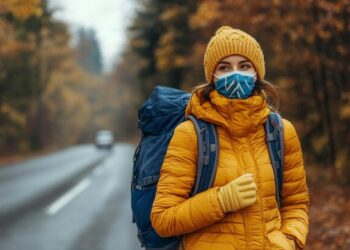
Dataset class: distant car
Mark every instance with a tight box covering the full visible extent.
[95,130,114,150]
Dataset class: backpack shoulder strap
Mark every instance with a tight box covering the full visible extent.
[187,115,219,195]
[264,112,284,207]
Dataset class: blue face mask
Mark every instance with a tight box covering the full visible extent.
[214,71,257,99]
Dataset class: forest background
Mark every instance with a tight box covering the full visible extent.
[0,1,349,248]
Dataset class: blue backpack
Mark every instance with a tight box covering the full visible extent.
[131,86,284,250]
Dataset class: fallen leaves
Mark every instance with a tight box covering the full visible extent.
[306,180,350,249]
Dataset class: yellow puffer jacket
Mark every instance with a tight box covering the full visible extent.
[151,90,309,250]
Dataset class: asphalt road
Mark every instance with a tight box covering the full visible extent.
[0,144,142,250]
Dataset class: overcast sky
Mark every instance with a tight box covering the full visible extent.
[49,0,136,72]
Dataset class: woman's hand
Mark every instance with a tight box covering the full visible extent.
[285,234,297,250]
[217,173,257,213]
[267,231,297,250]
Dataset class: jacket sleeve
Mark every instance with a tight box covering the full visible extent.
[280,119,310,249]
[150,120,225,237]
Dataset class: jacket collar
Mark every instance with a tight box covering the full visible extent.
[185,90,270,137]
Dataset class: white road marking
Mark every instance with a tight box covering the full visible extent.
[45,178,91,215]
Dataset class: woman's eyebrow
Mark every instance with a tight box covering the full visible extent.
[219,60,251,65]
[239,60,251,64]
[218,61,231,65]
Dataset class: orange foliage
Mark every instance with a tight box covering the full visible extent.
[0,0,42,19]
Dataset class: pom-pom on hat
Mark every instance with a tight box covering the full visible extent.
[204,26,265,83]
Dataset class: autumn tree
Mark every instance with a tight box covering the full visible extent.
[0,0,44,152]
[0,1,114,155]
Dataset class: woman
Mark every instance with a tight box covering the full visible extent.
[150,26,309,250]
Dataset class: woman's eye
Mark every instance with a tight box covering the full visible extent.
[241,64,251,69]
[218,65,230,71]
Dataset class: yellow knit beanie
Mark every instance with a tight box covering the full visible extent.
[204,26,265,83]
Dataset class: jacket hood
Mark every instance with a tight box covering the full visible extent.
[185,90,270,137]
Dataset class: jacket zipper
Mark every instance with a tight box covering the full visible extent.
[247,131,267,250]
[225,124,248,250]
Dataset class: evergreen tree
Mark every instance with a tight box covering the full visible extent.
[128,0,196,96]
[76,28,103,74]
